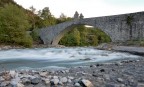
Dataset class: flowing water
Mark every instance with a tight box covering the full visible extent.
[0,47,141,71]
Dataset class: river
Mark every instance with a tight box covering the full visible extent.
[0,47,141,71]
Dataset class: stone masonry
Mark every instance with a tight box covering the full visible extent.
[38,11,144,45]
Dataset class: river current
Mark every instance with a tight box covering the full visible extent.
[0,47,140,71]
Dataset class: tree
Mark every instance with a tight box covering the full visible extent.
[79,13,84,19]
[40,7,56,27]
[29,6,36,29]
[57,13,72,24]
[74,11,79,19]
[37,10,42,17]
[0,4,33,47]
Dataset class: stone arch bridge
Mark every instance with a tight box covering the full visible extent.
[38,11,144,45]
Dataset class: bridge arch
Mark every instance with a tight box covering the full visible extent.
[52,23,112,45]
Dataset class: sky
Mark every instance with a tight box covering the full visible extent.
[14,0,144,18]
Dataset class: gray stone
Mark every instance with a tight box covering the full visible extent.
[68,79,72,83]
[39,72,48,77]
[11,79,17,86]
[58,81,63,85]
[80,79,93,87]
[31,78,41,84]
[44,79,50,85]
[103,74,110,80]
[21,78,31,84]
[50,78,59,85]
[105,84,116,87]
[0,81,10,87]
[17,83,25,87]
[68,76,74,80]
[60,77,68,83]
[53,76,58,79]
[9,71,16,78]
[137,83,144,87]
[74,82,81,87]
[117,78,124,83]
[0,77,5,82]
[65,70,69,73]
[34,83,47,87]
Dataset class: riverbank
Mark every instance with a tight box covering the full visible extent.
[0,57,144,87]
[96,43,144,56]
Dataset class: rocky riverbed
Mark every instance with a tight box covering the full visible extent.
[0,57,144,87]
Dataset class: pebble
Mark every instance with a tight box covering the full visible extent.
[100,69,105,72]
[31,78,41,84]
[50,78,59,85]
[17,83,25,87]
[21,78,31,84]
[53,76,58,79]
[9,71,16,78]
[39,72,48,77]
[0,77,5,82]
[137,83,144,87]
[0,81,10,87]
[44,79,50,85]
[117,78,124,83]
[60,77,68,83]
[68,76,74,80]
[74,82,81,87]
[80,79,93,87]
[68,79,72,83]
[58,81,64,85]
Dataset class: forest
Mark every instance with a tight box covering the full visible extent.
[0,0,111,47]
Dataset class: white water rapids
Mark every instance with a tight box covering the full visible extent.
[0,47,140,71]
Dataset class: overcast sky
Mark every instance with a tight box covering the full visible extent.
[14,0,144,18]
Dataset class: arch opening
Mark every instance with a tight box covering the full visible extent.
[52,24,112,46]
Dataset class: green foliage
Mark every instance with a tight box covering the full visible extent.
[30,30,39,41]
[73,28,81,45]
[59,28,81,46]
[0,4,32,47]
[59,25,111,46]
[40,7,56,27]
[126,40,144,47]
[30,29,43,44]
